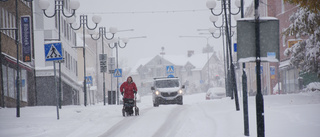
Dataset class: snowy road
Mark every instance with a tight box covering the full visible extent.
[1,92,320,137]
[100,98,218,137]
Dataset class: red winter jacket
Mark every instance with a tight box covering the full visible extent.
[120,77,138,99]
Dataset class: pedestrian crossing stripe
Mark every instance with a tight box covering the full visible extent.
[166,66,174,73]
[114,69,122,77]
[44,42,63,61]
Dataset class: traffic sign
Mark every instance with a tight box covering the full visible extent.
[44,42,63,61]
[166,66,174,73]
[85,76,93,85]
[114,68,122,77]
[99,54,107,73]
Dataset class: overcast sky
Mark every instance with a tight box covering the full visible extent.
[76,0,253,67]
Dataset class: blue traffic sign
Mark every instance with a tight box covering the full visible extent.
[85,76,93,85]
[114,68,122,77]
[166,66,174,73]
[167,75,174,78]
[44,42,63,61]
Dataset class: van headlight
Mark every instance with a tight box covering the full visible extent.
[178,89,183,94]
[155,91,160,95]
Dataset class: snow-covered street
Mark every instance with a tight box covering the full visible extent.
[1,92,320,137]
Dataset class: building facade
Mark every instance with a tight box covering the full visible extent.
[243,0,310,94]
[129,52,223,95]
[1,0,36,108]
[33,0,81,106]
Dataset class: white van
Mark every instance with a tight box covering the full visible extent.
[151,77,185,107]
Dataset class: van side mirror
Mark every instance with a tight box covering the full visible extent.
[151,87,155,90]
[182,85,185,89]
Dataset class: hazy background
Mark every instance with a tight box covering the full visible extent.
[77,0,253,67]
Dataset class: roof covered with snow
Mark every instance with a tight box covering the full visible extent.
[130,53,213,75]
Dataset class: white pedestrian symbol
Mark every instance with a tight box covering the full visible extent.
[167,66,174,73]
[115,70,121,76]
[46,44,61,59]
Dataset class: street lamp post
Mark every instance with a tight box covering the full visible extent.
[68,15,101,106]
[89,27,117,105]
[39,0,79,109]
[107,36,146,105]
[206,0,243,111]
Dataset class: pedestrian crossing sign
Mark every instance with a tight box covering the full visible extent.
[113,68,122,77]
[166,66,174,73]
[85,76,93,85]
[44,42,63,61]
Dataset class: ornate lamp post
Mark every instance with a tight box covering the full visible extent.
[206,0,242,111]
[39,0,79,109]
[68,15,101,106]
[89,27,117,105]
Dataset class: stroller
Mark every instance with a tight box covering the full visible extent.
[122,94,139,117]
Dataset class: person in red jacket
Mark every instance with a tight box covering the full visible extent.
[120,76,137,115]
[120,76,138,99]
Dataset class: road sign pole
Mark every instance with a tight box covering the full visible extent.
[53,61,59,120]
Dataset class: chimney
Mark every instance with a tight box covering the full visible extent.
[187,50,194,57]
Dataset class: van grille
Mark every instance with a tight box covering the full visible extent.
[161,92,178,97]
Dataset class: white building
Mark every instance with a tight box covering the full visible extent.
[33,0,81,105]
[129,52,224,95]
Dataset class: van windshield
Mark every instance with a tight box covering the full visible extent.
[155,80,179,88]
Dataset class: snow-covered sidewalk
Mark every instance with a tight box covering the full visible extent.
[1,92,320,137]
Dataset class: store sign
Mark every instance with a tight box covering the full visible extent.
[21,16,31,62]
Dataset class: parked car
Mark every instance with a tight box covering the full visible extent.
[206,87,226,100]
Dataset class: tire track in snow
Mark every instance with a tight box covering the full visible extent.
[98,107,154,137]
[152,105,189,137]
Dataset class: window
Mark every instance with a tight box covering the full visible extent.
[8,67,15,98]
[281,0,285,13]
[65,51,68,67]
[2,65,8,96]
[76,61,78,76]
[21,70,28,102]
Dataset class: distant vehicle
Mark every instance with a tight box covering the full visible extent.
[151,77,185,107]
[206,87,226,100]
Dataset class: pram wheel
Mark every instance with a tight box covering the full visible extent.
[135,107,139,116]
[122,109,125,117]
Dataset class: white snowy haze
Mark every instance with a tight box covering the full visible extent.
[76,0,253,67]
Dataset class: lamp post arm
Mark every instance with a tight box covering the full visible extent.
[118,42,127,49]
[69,23,81,30]
[229,7,241,15]
[59,0,76,18]
[62,9,76,18]
[211,31,222,38]
[108,43,116,49]
[90,34,101,40]
[213,22,223,28]
[86,22,98,30]
[42,9,57,18]
[103,33,115,40]
[209,1,224,16]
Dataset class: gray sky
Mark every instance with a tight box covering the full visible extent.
[77,0,253,67]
